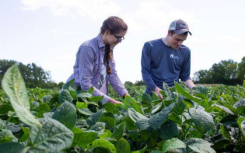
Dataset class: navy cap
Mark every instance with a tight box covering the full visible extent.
[168,19,192,35]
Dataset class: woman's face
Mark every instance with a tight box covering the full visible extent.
[105,30,126,47]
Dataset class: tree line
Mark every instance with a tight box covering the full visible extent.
[193,56,245,85]
[0,60,64,89]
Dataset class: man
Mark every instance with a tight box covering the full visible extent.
[141,19,196,99]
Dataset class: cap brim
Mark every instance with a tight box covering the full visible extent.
[174,29,192,35]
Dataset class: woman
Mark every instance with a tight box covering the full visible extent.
[67,16,129,104]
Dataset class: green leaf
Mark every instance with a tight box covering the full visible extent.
[211,104,234,115]
[237,116,245,138]
[112,122,126,140]
[87,139,116,153]
[174,82,201,102]
[158,121,179,140]
[100,113,116,129]
[76,102,88,109]
[77,108,94,116]
[86,109,103,127]
[20,126,30,142]
[0,129,18,142]
[52,102,77,129]
[103,103,119,114]
[0,143,46,153]
[116,138,131,153]
[220,124,231,141]
[142,93,152,103]
[35,103,51,118]
[186,138,215,153]
[151,102,163,114]
[77,93,92,98]
[124,95,144,114]
[148,103,175,130]
[62,79,77,91]
[128,108,148,123]
[90,122,105,134]
[42,95,52,103]
[1,64,41,128]
[59,89,73,103]
[87,86,95,94]
[192,86,209,95]
[136,119,150,130]
[88,96,104,103]
[73,131,98,148]
[162,138,186,153]
[189,108,214,134]
[182,99,194,109]
[30,118,74,151]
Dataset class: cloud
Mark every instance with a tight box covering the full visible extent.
[21,0,121,20]
[216,36,245,43]
[133,0,195,27]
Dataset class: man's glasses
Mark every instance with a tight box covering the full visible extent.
[113,33,125,42]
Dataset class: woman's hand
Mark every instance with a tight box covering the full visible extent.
[109,99,123,104]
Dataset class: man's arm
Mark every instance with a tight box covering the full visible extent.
[185,79,196,90]
[141,43,157,91]
[141,43,163,99]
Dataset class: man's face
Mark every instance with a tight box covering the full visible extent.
[168,32,188,49]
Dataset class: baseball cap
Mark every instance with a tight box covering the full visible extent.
[168,19,192,35]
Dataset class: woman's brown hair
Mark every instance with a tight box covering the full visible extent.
[100,16,127,75]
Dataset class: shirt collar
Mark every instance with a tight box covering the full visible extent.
[96,33,105,49]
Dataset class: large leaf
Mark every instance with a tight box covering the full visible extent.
[158,120,179,140]
[52,102,77,129]
[30,118,74,151]
[142,93,152,103]
[128,108,148,123]
[237,116,245,138]
[86,109,103,127]
[174,82,201,102]
[192,86,209,95]
[211,104,234,115]
[1,65,41,128]
[59,89,73,103]
[103,103,119,114]
[116,138,131,153]
[148,103,175,130]
[0,142,46,153]
[90,122,105,134]
[185,138,215,153]
[136,119,150,130]
[87,139,116,153]
[73,130,98,148]
[220,124,231,141]
[0,129,18,142]
[162,138,186,153]
[124,95,144,114]
[112,122,126,140]
[189,108,214,134]
[100,113,116,129]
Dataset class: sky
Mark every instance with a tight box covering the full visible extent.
[1,0,245,84]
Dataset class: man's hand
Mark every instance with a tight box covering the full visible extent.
[109,99,123,104]
[155,87,163,99]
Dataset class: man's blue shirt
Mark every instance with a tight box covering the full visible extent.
[141,38,191,95]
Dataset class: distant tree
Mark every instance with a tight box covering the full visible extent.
[0,60,58,89]
[237,57,245,81]
[134,80,145,86]
[125,81,133,86]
